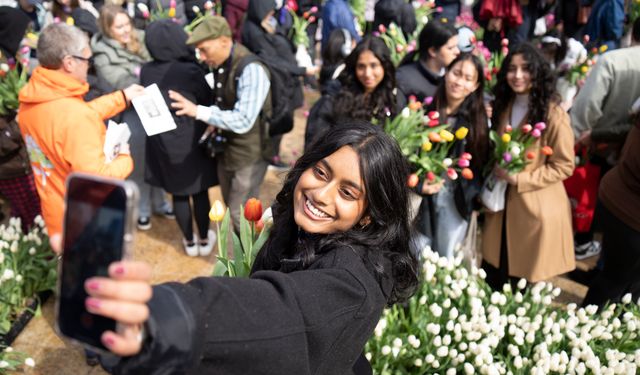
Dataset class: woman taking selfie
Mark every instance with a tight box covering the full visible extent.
[481,43,575,289]
[306,36,398,149]
[414,53,490,259]
[81,122,419,374]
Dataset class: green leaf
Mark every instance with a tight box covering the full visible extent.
[251,226,270,260]
[212,259,228,276]
[218,210,231,258]
[239,205,252,256]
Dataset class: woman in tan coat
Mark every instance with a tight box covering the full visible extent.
[482,43,575,288]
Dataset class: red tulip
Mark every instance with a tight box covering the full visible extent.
[522,124,532,134]
[526,151,536,160]
[427,171,436,182]
[244,198,263,222]
[255,219,265,233]
[447,168,458,180]
[505,124,513,133]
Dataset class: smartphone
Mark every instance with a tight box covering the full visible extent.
[56,173,138,353]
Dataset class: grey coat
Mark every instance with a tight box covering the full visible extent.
[91,31,150,90]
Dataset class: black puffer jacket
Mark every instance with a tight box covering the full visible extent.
[113,243,390,374]
[241,0,305,109]
[373,0,417,37]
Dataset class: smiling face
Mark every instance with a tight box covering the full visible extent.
[445,59,479,102]
[355,50,385,94]
[506,53,532,94]
[293,146,368,234]
[109,13,132,45]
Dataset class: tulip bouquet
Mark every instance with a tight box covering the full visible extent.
[565,43,607,86]
[210,198,272,278]
[413,0,438,35]
[183,1,222,34]
[0,60,28,118]
[375,23,416,67]
[483,39,509,93]
[488,122,551,174]
[139,0,177,22]
[384,99,475,187]
[288,6,318,68]
[366,247,640,374]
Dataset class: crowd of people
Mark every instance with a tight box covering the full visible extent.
[1,0,640,373]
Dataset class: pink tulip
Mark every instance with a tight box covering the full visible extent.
[310,6,318,12]
[501,38,509,47]
[461,152,472,160]
[458,158,470,168]
[522,124,532,134]
[378,24,387,34]
[447,168,458,180]
[503,152,512,163]
[423,96,434,105]
[531,129,542,138]
[534,122,546,131]
[170,0,176,7]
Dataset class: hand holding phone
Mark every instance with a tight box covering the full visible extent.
[84,260,152,356]
[56,173,140,354]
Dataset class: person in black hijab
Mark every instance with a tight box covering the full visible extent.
[140,19,219,256]
[0,6,31,62]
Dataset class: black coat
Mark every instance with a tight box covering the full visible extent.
[373,0,417,37]
[396,60,441,108]
[113,244,389,374]
[241,0,305,109]
[140,20,218,195]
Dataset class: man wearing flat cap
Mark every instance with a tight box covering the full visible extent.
[169,15,271,230]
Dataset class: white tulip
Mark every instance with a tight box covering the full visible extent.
[425,354,435,364]
[414,358,423,367]
[622,293,632,304]
[392,338,402,348]
[365,352,372,361]
[401,107,411,118]
[391,347,400,358]
[443,158,453,167]
[10,241,18,253]
[0,361,8,369]
[24,358,35,367]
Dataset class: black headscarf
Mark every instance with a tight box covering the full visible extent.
[0,6,31,58]
[246,0,275,25]
[71,8,98,37]
[144,19,194,63]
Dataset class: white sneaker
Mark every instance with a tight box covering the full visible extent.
[198,229,217,257]
[183,234,199,257]
[575,240,602,260]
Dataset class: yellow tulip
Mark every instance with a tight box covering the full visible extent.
[502,133,511,143]
[455,126,469,140]
[168,7,176,17]
[421,141,432,152]
[599,45,608,53]
[440,129,455,142]
[66,17,75,26]
[209,200,225,222]
[580,65,589,74]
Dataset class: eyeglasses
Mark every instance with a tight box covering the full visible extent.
[71,55,94,65]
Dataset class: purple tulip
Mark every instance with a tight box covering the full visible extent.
[531,129,542,138]
[534,122,546,131]
[502,152,512,163]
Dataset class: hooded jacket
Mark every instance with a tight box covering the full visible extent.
[140,20,218,195]
[91,31,150,90]
[0,6,30,59]
[18,67,132,238]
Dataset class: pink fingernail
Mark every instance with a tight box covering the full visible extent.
[114,265,125,275]
[86,298,101,310]
[86,280,100,291]
[103,335,115,347]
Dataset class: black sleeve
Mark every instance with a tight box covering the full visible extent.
[113,250,384,375]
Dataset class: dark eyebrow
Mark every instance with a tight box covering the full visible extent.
[318,159,364,193]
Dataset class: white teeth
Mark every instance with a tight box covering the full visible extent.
[305,199,329,218]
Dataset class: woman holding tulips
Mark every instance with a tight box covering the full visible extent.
[413,53,490,259]
[306,36,399,148]
[78,122,419,375]
[482,43,575,289]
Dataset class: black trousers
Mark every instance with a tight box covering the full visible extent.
[582,202,640,307]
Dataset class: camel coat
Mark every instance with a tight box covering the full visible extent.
[482,103,576,282]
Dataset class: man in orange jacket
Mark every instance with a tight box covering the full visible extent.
[18,23,144,252]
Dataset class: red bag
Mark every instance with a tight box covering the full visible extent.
[563,147,601,233]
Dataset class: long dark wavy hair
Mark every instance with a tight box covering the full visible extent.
[399,19,458,66]
[431,53,489,168]
[492,43,559,128]
[332,36,398,125]
[254,121,419,305]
